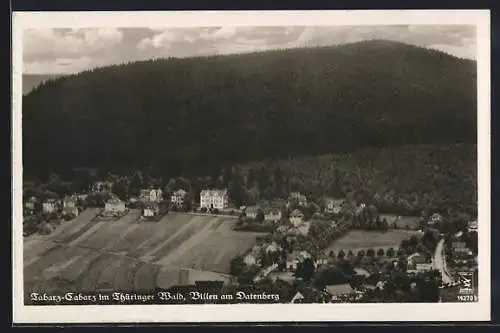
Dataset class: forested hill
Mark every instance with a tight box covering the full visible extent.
[22,74,63,95]
[22,40,477,180]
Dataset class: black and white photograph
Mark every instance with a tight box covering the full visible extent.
[12,10,490,323]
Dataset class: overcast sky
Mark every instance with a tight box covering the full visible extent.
[23,25,476,75]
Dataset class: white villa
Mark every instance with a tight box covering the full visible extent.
[245,206,260,219]
[63,195,77,208]
[171,189,187,207]
[243,253,258,267]
[200,189,229,210]
[324,197,344,214]
[91,181,113,193]
[264,207,282,222]
[140,188,163,203]
[42,198,58,213]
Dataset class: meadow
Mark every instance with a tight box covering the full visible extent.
[23,209,265,298]
[324,229,421,254]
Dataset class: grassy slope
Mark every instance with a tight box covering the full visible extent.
[24,211,260,296]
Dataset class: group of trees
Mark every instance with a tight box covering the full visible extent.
[349,204,390,231]
[244,144,477,218]
[331,247,397,261]
[274,219,350,258]
[398,230,439,257]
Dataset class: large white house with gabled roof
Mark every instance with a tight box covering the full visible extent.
[200,189,229,210]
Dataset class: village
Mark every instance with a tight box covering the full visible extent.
[22,178,478,303]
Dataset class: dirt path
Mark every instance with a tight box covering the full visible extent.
[434,238,454,285]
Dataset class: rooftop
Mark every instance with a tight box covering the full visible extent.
[325,284,353,296]
[407,252,432,264]
[200,189,228,196]
[324,197,344,204]
[107,198,123,205]
[173,189,187,195]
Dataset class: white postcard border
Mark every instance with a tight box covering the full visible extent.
[12,10,491,323]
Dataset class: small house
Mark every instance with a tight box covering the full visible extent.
[104,197,126,214]
[24,196,37,211]
[325,284,354,299]
[42,198,58,213]
[243,253,258,267]
[77,193,88,201]
[91,181,113,193]
[244,206,260,219]
[407,253,433,273]
[140,188,163,203]
[142,202,160,217]
[243,245,263,267]
[24,197,37,214]
[451,241,468,253]
[289,291,305,304]
[286,253,300,271]
[289,192,307,206]
[289,209,305,227]
[467,219,478,232]
[315,254,330,268]
[200,189,229,210]
[324,197,344,215]
[170,189,187,207]
[264,207,282,222]
[63,196,77,209]
[354,203,366,216]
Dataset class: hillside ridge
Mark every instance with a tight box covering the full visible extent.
[22,39,477,179]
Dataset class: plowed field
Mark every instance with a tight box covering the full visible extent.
[23,210,265,297]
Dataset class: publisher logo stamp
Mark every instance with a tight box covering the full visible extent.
[457,272,476,302]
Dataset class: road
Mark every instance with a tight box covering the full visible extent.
[433,238,454,285]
